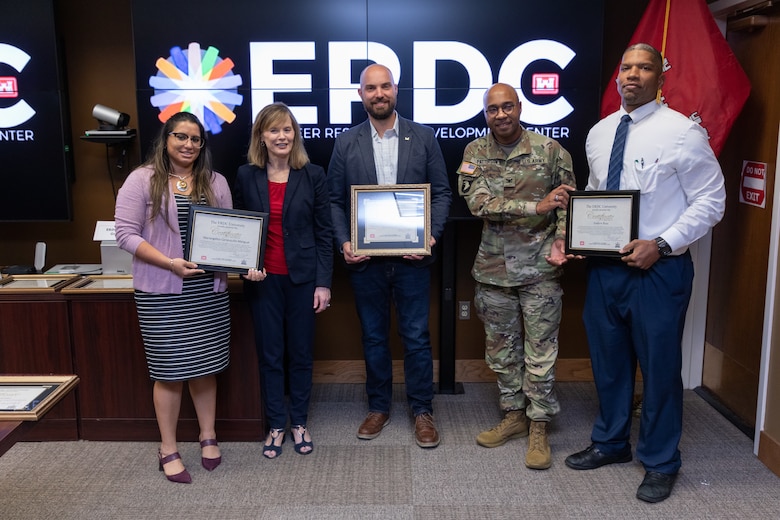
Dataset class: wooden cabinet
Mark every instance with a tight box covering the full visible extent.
[0,294,78,440]
[2,280,263,442]
[67,288,264,441]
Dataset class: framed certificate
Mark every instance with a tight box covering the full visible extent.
[0,375,79,421]
[61,275,134,293]
[184,206,269,273]
[351,184,431,256]
[565,190,640,257]
[0,274,78,292]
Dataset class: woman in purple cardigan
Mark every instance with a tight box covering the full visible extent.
[115,112,232,484]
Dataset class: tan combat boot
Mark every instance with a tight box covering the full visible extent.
[476,409,529,448]
[525,420,551,469]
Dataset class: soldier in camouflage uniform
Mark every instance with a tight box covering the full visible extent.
[458,83,576,470]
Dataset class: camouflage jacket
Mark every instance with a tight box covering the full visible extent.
[458,129,574,287]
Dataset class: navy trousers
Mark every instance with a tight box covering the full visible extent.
[245,274,316,429]
[583,253,693,474]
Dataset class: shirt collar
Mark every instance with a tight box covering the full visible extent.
[370,111,399,139]
[620,100,659,125]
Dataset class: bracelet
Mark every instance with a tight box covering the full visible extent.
[169,258,174,271]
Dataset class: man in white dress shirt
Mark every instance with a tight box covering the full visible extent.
[564,43,726,504]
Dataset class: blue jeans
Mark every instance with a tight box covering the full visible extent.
[349,259,434,416]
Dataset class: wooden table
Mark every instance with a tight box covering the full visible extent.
[0,420,35,457]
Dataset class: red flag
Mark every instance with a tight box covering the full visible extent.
[601,0,750,156]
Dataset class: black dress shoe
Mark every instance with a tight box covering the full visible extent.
[636,471,677,503]
[564,444,632,470]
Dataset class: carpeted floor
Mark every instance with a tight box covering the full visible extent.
[1,382,778,519]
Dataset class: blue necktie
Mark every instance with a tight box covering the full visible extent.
[606,114,632,191]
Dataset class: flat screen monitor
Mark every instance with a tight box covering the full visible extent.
[132,0,604,218]
[0,0,73,221]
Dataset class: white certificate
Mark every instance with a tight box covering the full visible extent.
[566,191,640,257]
[185,206,269,273]
[0,386,51,411]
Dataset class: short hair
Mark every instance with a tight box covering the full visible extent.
[625,43,663,71]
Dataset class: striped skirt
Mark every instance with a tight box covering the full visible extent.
[134,274,230,381]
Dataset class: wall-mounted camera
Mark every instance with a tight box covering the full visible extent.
[83,104,136,138]
[92,104,130,130]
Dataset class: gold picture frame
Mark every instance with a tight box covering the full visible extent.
[350,184,431,256]
[61,275,134,294]
[0,375,80,421]
[0,274,78,292]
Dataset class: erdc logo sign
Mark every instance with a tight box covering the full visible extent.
[0,43,36,129]
[250,39,575,126]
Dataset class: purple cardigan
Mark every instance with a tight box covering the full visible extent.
[115,166,233,294]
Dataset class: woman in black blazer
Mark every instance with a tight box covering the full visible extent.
[234,102,333,459]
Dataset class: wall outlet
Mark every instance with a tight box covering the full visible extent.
[458,301,471,320]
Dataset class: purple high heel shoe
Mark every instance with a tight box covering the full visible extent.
[158,450,192,484]
[200,439,222,471]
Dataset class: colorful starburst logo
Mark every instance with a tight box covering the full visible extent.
[149,42,243,134]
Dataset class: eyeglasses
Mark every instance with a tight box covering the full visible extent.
[168,132,205,148]
[485,103,516,116]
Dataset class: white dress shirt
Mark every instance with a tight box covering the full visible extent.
[371,113,400,185]
[585,101,726,254]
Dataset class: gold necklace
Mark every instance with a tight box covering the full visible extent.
[168,173,191,192]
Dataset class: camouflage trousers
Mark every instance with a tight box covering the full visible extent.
[474,280,562,421]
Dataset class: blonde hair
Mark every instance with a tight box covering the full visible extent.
[246,102,309,169]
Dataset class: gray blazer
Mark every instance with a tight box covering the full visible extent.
[327,115,452,268]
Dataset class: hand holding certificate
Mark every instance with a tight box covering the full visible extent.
[565,190,640,257]
[184,206,269,273]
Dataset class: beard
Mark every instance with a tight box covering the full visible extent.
[363,98,396,120]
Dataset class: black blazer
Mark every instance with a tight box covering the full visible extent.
[234,162,333,288]
[327,116,452,268]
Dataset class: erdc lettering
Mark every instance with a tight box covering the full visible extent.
[250,39,575,127]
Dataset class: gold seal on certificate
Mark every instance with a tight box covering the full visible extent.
[565,190,640,257]
[184,206,269,273]
[350,184,431,256]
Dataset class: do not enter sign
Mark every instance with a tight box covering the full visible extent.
[740,160,767,208]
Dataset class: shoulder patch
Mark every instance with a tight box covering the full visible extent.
[458,161,478,175]
[460,176,476,195]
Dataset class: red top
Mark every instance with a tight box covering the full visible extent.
[263,181,288,275]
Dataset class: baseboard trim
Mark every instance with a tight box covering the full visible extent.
[693,386,755,438]
[313,358,595,383]
[758,430,780,478]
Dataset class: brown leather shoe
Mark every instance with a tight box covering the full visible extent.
[357,412,390,440]
[414,413,440,448]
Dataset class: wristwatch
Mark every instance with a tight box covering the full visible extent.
[654,237,672,257]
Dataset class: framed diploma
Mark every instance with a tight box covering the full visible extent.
[565,190,640,257]
[0,375,79,421]
[351,184,431,256]
[184,206,269,273]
